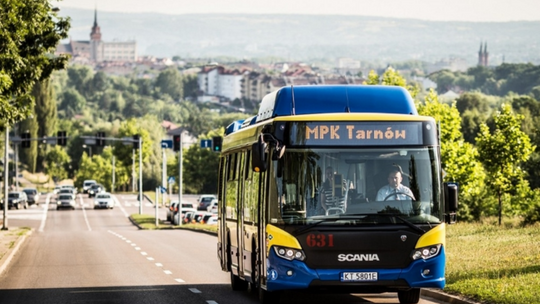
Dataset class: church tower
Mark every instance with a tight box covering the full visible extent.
[90,8,102,61]
[478,42,489,67]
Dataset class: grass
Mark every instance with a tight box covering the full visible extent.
[445,219,540,304]
[130,214,218,233]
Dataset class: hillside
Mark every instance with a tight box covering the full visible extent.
[60,8,540,66]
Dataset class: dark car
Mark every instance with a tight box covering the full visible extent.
[1,192,28,210]
[88,184,105,198]
[197,195,216,211]
[23,188,40,206]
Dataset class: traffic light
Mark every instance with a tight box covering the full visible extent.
[133,134,140,149]
[21,131,31,149]
[212,136,222,152]
[57,131,67,146]
[173,135,181,152]
[96,132,106,146]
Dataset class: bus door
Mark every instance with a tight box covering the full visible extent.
[236,152,246,279]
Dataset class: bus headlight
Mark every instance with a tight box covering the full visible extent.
[273,246,305,261]
[412,244,441,260]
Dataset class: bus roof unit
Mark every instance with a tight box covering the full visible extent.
[256,85,417,123]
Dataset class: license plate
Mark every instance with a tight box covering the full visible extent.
[341,272,378,282]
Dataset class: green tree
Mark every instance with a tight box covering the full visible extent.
[33,79,57,171]
[155,68,183,101]
[0,0,70,127]
[417,90,486,220]
[476,104,535,225]
[44,145,70,183]
[59,88,86,117]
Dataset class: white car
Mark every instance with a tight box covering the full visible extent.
[94,193,115,209]
[207,199,218,212]
[206,216,218,225]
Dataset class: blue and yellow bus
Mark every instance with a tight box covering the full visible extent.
[216,85,458,304]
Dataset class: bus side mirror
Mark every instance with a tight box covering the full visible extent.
[252,136,267,172]
[444,182,458,224]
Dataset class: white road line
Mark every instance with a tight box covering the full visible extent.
[131,244,136,246]
[135,247,141,250]
[126,240,132,243]
[112,195,129,217]
[38,194,52,232]
[206,301,218,304]
[189,288,202,293]
[175,278,185,283]
[141,252,147,256]
[164,270,172,275]
[80,194,92,231]
[155,263,163,267]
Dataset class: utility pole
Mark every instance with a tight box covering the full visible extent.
[2,127,9,230]
[177,133,183,226]
[138,136,143,215]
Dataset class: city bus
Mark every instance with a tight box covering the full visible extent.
[216,85,458,304]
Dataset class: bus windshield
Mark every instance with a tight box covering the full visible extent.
[269,147,443,226]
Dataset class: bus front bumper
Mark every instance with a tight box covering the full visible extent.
[265,247,446,292]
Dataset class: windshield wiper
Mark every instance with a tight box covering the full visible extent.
[374,214,425,233]
[292,216,346,235]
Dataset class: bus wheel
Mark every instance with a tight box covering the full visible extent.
[259,287,280,304]
[397,288,420,304]
[230,271,249,291]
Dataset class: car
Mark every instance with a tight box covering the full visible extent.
[1,192,28,210]
[56,194,76,210]
[201,213,215,224]
[82,179,97,193]
[206,199,218,212]
[209,204,218,214]
[166,201,178,222]
[171,203,196,225]
[88,184,105,198]
[61,184,77,194]
[182,211,196,224]
[22,188,40,206]
[93,192,114,209]
[53,185,61,194]
[197,194,216,211]
[206,215,218,225]
[58,188,76,199]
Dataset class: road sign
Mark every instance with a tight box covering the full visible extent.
[168,176,175,184]
[159,186,167,194]
[200,139,212,148]
[161,139,173,149]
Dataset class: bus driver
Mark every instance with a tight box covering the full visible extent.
[376,169,415,201]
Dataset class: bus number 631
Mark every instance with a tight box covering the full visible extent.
[306,234,334,247]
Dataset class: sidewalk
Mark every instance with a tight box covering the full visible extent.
[0,225,32,276]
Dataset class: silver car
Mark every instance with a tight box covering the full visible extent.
[93,193,114,209]
[56,194,76,210]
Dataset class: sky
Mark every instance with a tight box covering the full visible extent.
[57,0,540,22]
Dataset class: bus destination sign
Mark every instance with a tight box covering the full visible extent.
[289,122,423,146]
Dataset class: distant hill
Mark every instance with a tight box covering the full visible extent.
[60,8,540,66]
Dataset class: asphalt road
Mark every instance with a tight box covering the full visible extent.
[0,193,449,304]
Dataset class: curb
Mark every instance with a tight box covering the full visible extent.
[0,229,32,276]
[422,288,482,304]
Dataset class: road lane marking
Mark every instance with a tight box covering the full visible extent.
[155,263,163,267]
[135,247,141,250]
[38,194,52,232]
[189,288,202,293]
[131,244,136,246]
[141,252,148,256]
[164,270,172,275]
[112,194,129,217]
[175,278,185,283]
[207,301,218,304]
[80,194,92,231]
[126,240,132,243]
[147,257,154,261]
[70,288,165,293]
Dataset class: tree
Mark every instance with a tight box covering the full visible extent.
[44,145,70,183]
[476,104,535,225]
[34,79,57,171]
[155,68,183,101]
[18,101,39,173]
[0,0,70,127]
[417,90,486,220]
